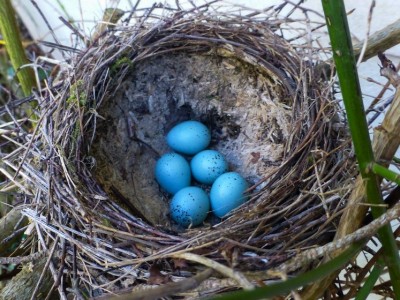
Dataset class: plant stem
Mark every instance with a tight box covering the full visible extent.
[0,0,35,96]
[209,243,363,300]
[371,163,400,186]
[322,0,400,297]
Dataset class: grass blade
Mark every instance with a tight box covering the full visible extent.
[0,0,35,96]
[355,260,385,300]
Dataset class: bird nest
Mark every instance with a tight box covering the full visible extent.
[1,2,357,299]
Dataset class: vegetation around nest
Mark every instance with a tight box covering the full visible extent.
[1,1,400,299]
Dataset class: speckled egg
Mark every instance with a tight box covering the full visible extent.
[167,121,211,155]
[170,186,210,227]
[210,172,248,218]
[155,153,191,194]
[190,150,228,185]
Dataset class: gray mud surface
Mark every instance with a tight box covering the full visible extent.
[91,52,291,228]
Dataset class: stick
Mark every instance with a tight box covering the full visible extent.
[280,198,400,273]
[172,252,254,290]
[94,269,213,300]
[353,18,400,62]
[0,251,47,265]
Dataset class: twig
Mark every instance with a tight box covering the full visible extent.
[35,223,68,300]
[92,8,125,42]
[95,269,213,300]
[378,52,400,87]
[30,236,60,300]
[317,16,400,77]
[343,226,400,300]
[353,17,400,62]
[58,16,86,43]
[366,60,400,114]
[172,253,254,290]
[356,0,375,66]
[44,240,66,300]
[280,199,400,273]
[30,0,66,61]
[0,251,47,265]
[368,94,394,125]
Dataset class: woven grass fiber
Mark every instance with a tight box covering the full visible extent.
[0,1,359,298]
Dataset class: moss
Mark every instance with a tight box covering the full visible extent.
[101,218,112,227]
[67,79,87,107]
[67,121,81,160]
[111,56,133,74]
[72,121,80,142]
[0,258,52,300]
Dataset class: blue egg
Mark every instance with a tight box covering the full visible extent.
[167,121,211,155]
[210,172,248,218]
[155,153,191,194]
[170,186,210,227]
[190,150,228,185]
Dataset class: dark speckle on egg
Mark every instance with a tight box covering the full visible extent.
[190,150,228,185]
[170,186,210,227]
[210,172,248,218]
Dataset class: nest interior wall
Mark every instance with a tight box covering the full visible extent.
[90,52,292,228]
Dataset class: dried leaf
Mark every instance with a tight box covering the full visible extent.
[148,263,170,285]
[172,258,188,270]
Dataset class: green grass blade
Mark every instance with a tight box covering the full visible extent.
[355,261,384,300]
[321,0,400,297]
[0,0,36,96]
[208,243,363,300]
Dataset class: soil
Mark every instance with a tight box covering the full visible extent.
[90,52,292,229]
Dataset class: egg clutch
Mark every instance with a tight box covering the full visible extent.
[155,120,249,228]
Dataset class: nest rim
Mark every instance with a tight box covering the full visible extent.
[2,1,358,297]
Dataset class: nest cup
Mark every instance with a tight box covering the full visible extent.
[11,3,355,298]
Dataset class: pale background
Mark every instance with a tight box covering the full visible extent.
[11,0,400,124]
[11,1,400,298]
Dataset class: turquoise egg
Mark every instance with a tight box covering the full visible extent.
[170,186,210,227]
[155,153,191,194]
[210,172,248,218]
[167,121,211,155]
[190,150,228,185]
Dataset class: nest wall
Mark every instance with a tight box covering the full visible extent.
[2,3,357,297]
